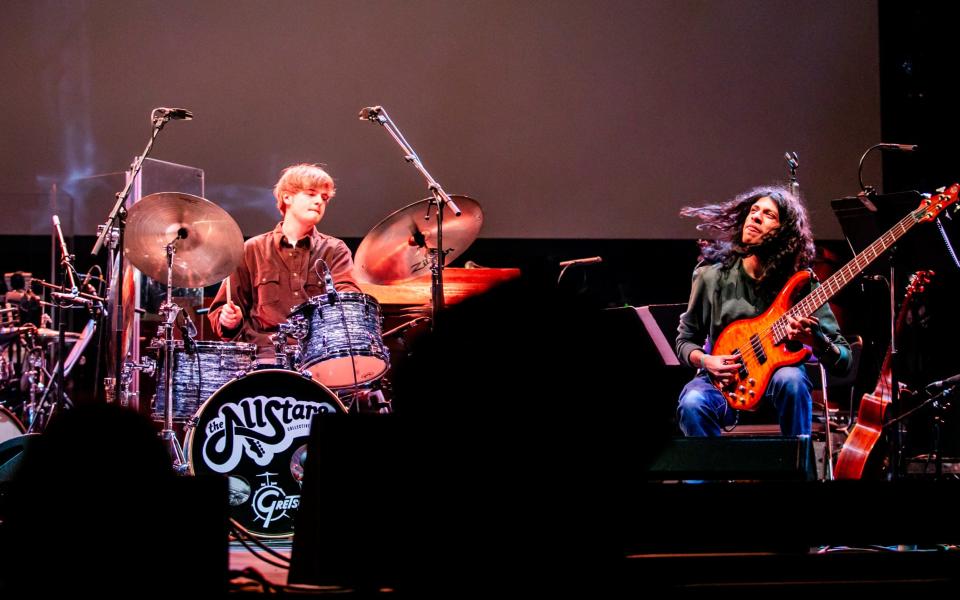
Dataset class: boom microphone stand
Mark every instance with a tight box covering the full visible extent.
[359,105,462,328]
[90,107,192,401]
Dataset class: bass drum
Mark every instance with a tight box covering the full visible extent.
[0,404,26,444]
[184,369,345,538]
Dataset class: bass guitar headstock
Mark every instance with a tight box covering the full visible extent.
[914,184,959,223]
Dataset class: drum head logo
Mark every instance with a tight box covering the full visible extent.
[252,472,300,528]
[200,395,337,473]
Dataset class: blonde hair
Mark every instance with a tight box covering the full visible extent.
[272,163,335,215]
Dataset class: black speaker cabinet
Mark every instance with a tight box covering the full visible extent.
[647,435,817,481]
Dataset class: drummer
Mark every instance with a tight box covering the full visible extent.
[208,163,361,358]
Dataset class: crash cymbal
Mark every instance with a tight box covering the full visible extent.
[124,192,244,288]
[353,196,483,284]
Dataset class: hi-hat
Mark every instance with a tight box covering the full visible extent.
[353,195,483,284]
[124,192,244,288]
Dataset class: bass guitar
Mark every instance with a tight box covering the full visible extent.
[712,185,958,411]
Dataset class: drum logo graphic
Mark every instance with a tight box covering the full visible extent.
[251,472,300,528]
[200,395,337,473]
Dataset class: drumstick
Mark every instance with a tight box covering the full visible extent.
[225,276,232,306]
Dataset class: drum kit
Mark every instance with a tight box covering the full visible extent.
[2,105,483,537]
[102,190,484,537]
[0,312,93,444]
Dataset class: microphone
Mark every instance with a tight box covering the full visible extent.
[358,106,383,121]
[314,259,338,301]
[926,373,960,395]
[558,256,603,268]
[784,152,799,170]
[154,107,194,120]
[876,143,918,152]
[52,215,78,292]
[179,312,198,353]
[52,214,70,259]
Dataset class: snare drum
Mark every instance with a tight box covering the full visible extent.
[152,340,257,422]
[185,369,344,537]
[289,293,389,388]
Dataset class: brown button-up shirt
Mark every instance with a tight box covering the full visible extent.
[208,223,361,354]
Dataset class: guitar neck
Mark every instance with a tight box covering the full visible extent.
[787,208,922,321]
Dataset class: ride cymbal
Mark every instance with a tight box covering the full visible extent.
[353,195,483,284]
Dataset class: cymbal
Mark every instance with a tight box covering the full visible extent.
[353,196,483,284]
[124,192,244,288]
[34,328,81,342]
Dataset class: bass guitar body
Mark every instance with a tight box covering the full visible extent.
[712,270,812,411]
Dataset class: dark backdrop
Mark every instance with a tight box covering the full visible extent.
[2,0,881,240]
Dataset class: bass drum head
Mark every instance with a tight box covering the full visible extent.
[0,405,25,445]
[185,369,344,538]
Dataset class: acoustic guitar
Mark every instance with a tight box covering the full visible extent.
[711,185,958,411]
[833,271,932,479]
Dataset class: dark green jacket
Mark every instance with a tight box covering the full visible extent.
[676,259,852,376]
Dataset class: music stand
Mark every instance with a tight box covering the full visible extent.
[830,190,922,479]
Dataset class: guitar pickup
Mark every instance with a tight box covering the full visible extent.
[749,333,767,364]
[731,348,749,378]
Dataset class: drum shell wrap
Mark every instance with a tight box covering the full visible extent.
[292,293,389,388]
[153,341,257,422]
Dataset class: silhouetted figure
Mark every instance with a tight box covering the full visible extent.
[0,405,225,597]
[292,270,671,595]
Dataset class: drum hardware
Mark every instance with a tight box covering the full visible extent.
[25,316,99,435]
[120,354,157,408]
[90,109,196,397]
[121,190,244,469]
[273,321,305,370]
[21,216,104,433]
[382,316,432,340]
[159,231,195,470]
[356,104,484,328]
[21,344,46,429]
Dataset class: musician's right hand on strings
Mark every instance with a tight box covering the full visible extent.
[219,301,243,330]
[702,353,741,386]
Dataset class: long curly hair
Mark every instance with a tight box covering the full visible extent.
[680,185,816,292]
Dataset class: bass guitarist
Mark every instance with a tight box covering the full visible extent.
[675,186,853,437]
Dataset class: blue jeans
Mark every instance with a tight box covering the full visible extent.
[677,367,812,437]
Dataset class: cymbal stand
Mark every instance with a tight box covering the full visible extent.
[21,332,45,430]
[158,231,190,472]
[361,106,462,328]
